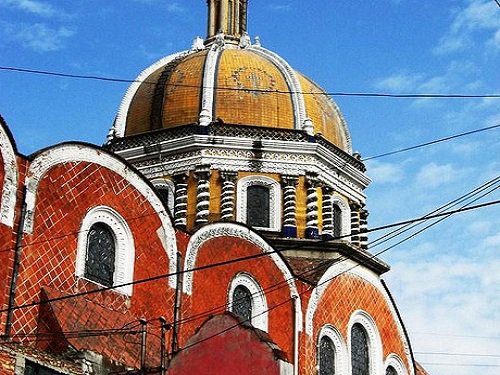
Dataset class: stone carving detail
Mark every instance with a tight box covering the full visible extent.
[359,208,368,250]
[305,173,320,239]
[350,204,361,247]
[281,176,299,237]
[173,173,188,228]
[194,166,211,225]
[322,186,334,238]
[220,171,237,221]
[199,38,222,126]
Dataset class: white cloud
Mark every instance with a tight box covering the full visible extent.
[483,232,500,247]
[0,0,56,17]
[366,160,404,184]
[434,0,500,55]
[2,22,74,52]
[415,162,464,188]
[374,72,425,92]
[166,2,186,13]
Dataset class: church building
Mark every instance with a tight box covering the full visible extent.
[0,1,430,374]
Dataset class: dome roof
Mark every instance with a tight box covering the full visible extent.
[112,39,351,153]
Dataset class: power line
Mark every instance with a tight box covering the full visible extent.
[361,124,500,161]
[1,65,500,99]
[494,0,500,8]
[1,198,497,315]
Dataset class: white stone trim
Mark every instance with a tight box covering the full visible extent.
[250,46,306,131]
[384,353,407,375]
[76,206,135,295]
[151,178,175,214]
[183,222,302,331]
[198,42,222,125]
[304,260,414,375]
[348,310,383,375]
[236,175,281,232]
[318,324,348,375]
[228,272,268,332]
[332,195,351,240]
[111,50,192,139]
[24,144,178,287]
[0,123,17,227]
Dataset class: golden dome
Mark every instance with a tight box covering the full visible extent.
[113,41,352,153]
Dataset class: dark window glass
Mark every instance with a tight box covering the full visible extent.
[246,185,270,227]
[333,204,342,238]
[232,285,252,323]
[84,223,115,286]
[386,366,397,375]
[319,336,336,375]
[157,187,170,206]
[351,323,369,375]
[25,361,63,375]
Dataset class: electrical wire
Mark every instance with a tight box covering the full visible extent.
[1,66,499,99]
[361,124,500,161]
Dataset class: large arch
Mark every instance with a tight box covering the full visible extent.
[24,142,178,287]
[183,222,302,331]
[305,259,414,375]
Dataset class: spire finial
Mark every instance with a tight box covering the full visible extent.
[207,0,248,40]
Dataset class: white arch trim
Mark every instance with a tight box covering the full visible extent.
[110,49,193,139]
[228,272,268,332]
[76,206,135,295]
[24,144,178,287]
[0,124,18,227]
[151,178,175,214]
[332,195,351,240]
[348,310,384,375]
[318,324,348,375]
[183,222,302,331]
[236,175,282,232]
[385,353,407,375]
[305,260,414,375]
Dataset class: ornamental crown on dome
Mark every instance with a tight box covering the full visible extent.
[206,0,248,43]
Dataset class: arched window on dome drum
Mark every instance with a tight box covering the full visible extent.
[84,223,116,287]
[156,187,171,212]
[246,185,270,228]
[333,204,342,238]
[319,335,336,375]
[386,366,397,375]
[231,285,252,323]
[351,323,370,375]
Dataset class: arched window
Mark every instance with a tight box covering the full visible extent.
[333,204,342,238]
[76,206,135,295]
[351,323,369,375]
[237,176,281,232]
[231,285,252,323]
[386,366,397,375]
[152,178,175,215]
[228,272,268,331]
[246,185,270,227]
[84,223,116,287]
[319,336,336,375]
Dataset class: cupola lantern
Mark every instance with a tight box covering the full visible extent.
[207,0,248,40]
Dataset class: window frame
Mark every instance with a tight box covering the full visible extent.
[317,324,347,375]
[227,272,268,331]
[236,175,281,232]
[331,195,351,241]
[76,206,135,295]
[151,178,175,215]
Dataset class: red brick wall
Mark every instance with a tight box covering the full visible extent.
[180,236,295,361]
[302,273,410,373]
[9,160,176,366]
[0,347,15,375]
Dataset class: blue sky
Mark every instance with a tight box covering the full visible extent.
[1,1,499,374]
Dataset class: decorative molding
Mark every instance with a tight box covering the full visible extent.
[0,124,17,227]
[348,310,384,375]
[305,260,414,375]
[322,187,334,238]
[111,50,193,139]
[305,173,319,238]
[318,324,348,375]
[332,195,351,241]
[194,166,211,225]
[182,223,302,331]
[228,272,268,332]
[151,178,175,214]
[173,173,188,228]
[236,175,281,232]
[220,171,237,221]
[24,144,178,287]
[384,353,407,375]
[76,206,135,295]
[250,46,306,130]
[281,176,299,232]
[198,42,222,126]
